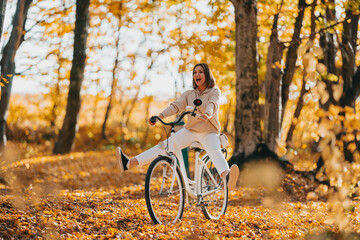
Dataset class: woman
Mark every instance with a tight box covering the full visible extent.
[116,63,239,184]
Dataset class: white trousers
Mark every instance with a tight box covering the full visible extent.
[136,128,230,175]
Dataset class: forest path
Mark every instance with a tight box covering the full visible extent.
[0,150,358,239]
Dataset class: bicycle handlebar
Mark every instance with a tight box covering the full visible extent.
[150,98,204,127]
[150,111,195,127]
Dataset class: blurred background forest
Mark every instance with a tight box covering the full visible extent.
[0,0,357,185]
[1,0,238,159]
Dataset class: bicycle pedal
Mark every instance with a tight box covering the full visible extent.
[197,199,217,206]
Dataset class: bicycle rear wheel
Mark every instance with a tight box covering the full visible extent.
[145,156,185,224]
[200,156,228,219]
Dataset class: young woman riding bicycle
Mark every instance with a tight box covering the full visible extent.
[116,63,238,186]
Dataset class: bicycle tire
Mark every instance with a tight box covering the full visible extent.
[200,156,228,219]
[145,156,185,224]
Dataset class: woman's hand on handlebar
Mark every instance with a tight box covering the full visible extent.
[149,114,164,126]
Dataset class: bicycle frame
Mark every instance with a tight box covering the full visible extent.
[164,127,221,200]
[146,100,228,223]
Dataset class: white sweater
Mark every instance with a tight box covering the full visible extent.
[160,87,221,133]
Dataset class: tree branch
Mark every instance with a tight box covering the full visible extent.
[282,13,360,45]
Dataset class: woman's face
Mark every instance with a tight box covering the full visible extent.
[193,65,206,89]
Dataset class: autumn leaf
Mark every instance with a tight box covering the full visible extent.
[316,63,327,74]
[312,46,323,57]
[332,84,343,101]
[1,77,9,84]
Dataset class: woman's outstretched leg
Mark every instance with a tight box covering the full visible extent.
[116,147,139,172]
[116,143,166,172]
[116,128,193,172]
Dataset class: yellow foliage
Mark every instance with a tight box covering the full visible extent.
[321,91,329,105]
[312,46,324,58]
[316,63,327,74]
[332,84,343,101]
[347,143,357,153]
[327,73,338,82]
[328,104,341,117]
[305,72,318,82]
[302,53,317,73]
[317,81,326,96]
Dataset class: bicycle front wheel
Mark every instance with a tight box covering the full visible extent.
[145,156,185,224]
[200,156,228,219]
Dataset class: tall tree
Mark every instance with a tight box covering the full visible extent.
[53,0,90,154]
[319,0,337,75]
[0,0,32,152]
[230,0,262,158]
[0,0,7,45]
[340,4,359,108]
[280,0,307,123]
[101,32,120,139]
[286,0,317,143]
[263,1,284,152]
[102,3,122,140]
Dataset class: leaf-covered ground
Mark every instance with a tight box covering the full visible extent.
[0,151,360,239]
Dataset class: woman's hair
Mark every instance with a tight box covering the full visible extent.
[192,63,216,89]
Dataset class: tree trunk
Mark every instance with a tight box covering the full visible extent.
[348,10,359,53]
[0,0,32,152]
[317,1,340,111]
[92,80,100,126]
[286,0,317,144]
[231,0,262,158]
[222,99,232,134]
[124,57,158,127]
[50,80,60,128]
[102,30,121,140]
[142,96,153,148]
[50,49,63,128]
[286,75,306,143]
[342,9,359,53]
[319,0,337,75]
[340,8,358,107]
[53,0,90,154]
[319,32,337,75]
[263,12,284,152]
[317,3,359,109]
[0,0,7,45]
[315,3,359,167]
[280,0,306,123]
[343,66,360,107]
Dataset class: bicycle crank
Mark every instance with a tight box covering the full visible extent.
[196,199,217,207]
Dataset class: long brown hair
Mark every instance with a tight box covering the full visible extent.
[192,63,215,89]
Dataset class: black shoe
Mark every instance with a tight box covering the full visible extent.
[116,147,129,172]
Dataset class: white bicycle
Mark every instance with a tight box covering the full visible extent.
[145,99,228,224]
